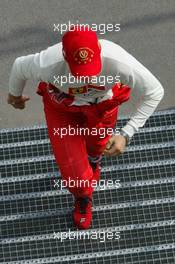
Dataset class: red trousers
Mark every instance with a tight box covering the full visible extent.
[36,82,131,198]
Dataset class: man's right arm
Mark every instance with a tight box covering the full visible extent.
[9,53,41,97]
[8,43,63,107]
[8,52,43,109]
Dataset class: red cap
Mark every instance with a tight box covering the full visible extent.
[62,25,102,77]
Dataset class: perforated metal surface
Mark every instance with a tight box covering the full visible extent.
[0,109,175,263]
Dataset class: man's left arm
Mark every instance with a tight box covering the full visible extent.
[104,62,164,156]
[121,66,164,138]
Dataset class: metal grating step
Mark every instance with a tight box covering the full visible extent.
[1,246,175,264]
[0,109,175,144]
[1,225,175,262]
[1,182,175,217]
[1,144,174,178]
[1,203,175,239]
[0,109,175,264]
[1,127,175,161]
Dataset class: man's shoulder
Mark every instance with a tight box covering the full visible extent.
[39,42,64,68]
[99,39,148,74]
[99,39,129,60]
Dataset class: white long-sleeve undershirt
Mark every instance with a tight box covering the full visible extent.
[9,39,164,137]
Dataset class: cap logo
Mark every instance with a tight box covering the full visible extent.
[79,50,88,60]
[74,47,94,64]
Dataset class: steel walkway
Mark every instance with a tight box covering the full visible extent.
[0,109,175,263]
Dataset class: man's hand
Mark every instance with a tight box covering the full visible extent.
[103,134,127,157]
[7,93,30,109]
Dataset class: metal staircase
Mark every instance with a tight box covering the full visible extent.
[1,109,175,264]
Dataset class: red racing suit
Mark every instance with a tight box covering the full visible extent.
[36,82,131,198]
